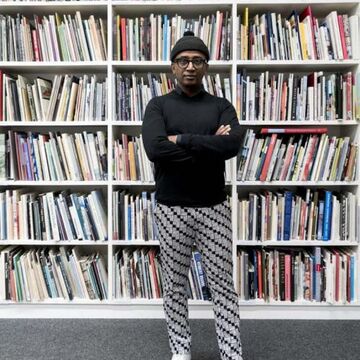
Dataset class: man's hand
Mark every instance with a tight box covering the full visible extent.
[168,135,177,143]
[168,125,230,143]
[215,124,231,135]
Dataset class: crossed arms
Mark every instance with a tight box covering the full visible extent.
[142,97,242,163]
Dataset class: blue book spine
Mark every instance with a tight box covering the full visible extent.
[28,134,38,181]
[317,201,324,240]
[193,251,210,300]
[266,12,273,59]
[255,137,270,180]
[163,15,167,61]
[350,255,355,302]
[283,191,293,240]
[43,257,56,298]
[150,192,158,240]
[322,191,332,241]
[22,139,33,180]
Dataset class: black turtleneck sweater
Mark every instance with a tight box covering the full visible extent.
[141,86,242,207]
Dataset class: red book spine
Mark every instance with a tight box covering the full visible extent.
[149,250,160,298]
[301,135,317,180]
[33,15,43,61]
[260,134,277,181]
[122,134,130,180]
[0,70,3,121]
[32,30,40,61]
[265,192,271,239]
[279,144,294,181]
[312,16,319,59]
[120,18,127,60]
[257,250,263,299]
[260,127,327,134]
[216,12,224,60]
[337,15,349,60]
[299,200,307,239]
[285,254,291,301]
[346,72,352,120]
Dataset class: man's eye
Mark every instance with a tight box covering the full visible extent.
[193,59,203,65]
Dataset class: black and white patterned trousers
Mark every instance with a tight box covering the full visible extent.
[154,200,243,360]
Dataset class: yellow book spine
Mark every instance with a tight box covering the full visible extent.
[298,23,308,60]
[128,141,137,181]
[243,8,249,60]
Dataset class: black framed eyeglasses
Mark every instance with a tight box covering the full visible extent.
[173,57,208,69]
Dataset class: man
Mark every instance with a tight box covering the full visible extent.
[142,31,243,360]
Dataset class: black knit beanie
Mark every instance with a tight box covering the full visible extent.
[170,31,210,62]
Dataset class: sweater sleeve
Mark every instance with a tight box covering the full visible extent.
[176,99,242,160]
[142,97,193,163]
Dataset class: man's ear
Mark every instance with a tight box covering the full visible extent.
[171,63,176,74]
[203,63,209,75]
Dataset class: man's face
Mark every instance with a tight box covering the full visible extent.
[171,50,208,88]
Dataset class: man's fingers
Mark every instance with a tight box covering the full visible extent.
[216,125,231,135]
[215,125,225,135]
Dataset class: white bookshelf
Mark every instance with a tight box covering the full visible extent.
[0,0,359,319]
[235,240,359,247]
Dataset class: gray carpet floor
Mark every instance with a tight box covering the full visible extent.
[0,319,359,360]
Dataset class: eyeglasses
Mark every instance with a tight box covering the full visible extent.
[173,57,208,69]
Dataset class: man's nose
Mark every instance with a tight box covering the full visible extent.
[186,61,195,70]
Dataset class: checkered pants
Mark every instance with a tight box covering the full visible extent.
[154,200,243,360]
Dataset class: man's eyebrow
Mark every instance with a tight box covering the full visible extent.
[177,56,206,59]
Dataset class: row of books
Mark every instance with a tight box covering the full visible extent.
[114,134,154,182]
[1,0,82,1]
[3,188,356,243]
[0,72,108,122]
[115,73,174,122]
[114,131,229,182]
[0,12,107,62]
[1,244,356,303]
[113,189,231,241]
[237,190,359,242]
[113,247,211,301]
[112,190,157,241]
[236,71,360,121]
[238,7,360,60]
[0,190,108,241]
[113,247,162,299]
[236,247,357,304]
[1,8,359,62]
[236,129,358,182]
[1,0,85,2]
[114,73,231,122]
[2,131,170,183]
[2,131,107,181]
[2,69,358,123]
[0,246,108,301]
[114,11,231,61]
